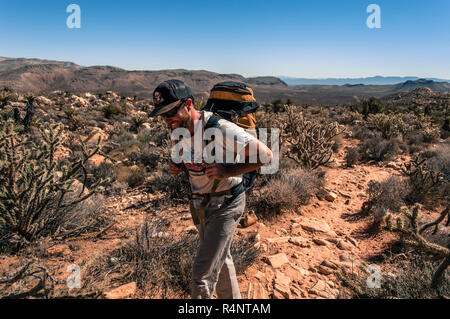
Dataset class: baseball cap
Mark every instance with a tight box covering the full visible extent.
[149,79,193,117]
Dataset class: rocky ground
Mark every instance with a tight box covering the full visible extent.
[0,139,443,299]
[0,89,448,299]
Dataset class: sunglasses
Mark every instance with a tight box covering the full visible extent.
[162,100,185,118]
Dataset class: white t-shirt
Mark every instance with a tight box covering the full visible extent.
[176,111,255,195]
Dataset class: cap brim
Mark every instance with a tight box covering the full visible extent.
[149,100,181,117]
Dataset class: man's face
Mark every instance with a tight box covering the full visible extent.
[163,102,190,130]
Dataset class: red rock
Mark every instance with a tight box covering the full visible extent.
[300,218,331,234]
[47,244,71,257]
[265,253,289,269]
[104,282,137,299]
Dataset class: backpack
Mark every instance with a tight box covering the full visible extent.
[202,81,260,189]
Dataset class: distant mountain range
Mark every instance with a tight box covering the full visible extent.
[1,57,449,105]
[280,76,450,86]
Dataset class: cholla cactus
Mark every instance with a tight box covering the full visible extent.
[401,157,444,205]
[0,90,13,109]
[366,113,412,139]
[283,106,346,169]
[0,120,106,241]
[384,203,449,290]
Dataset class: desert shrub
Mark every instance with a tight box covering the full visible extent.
[128,145,166,170]
[271,99,285,113]
[111,130,138,150]
[426,142,450,182]
[406,131,428,154]
[0,260,55,298]
[131,116,146,133]
[338,111,364,126]
[250,179,299,217]
[86,160,117,189]
[360,97,385,119]
[366,113,411,139]
[64,108,86,131]
[146,170,190,205]
[383,204,449,294]
[283,106,346,169]
[249,167,323,218]
[421,126,441,144]
[0,120,106,248]
[116,165,146,188]
[345,147,361,167]
[140,118,170,147]
[0,89,14,108]
[361,176,409,225]
[331,134,344,153]
[338,253,449,299]
[109,180,128,195]
[280,168,323,204]
[256,110,286,136]
[358,134,405,163]
[349,124,376,141]
[401,157,446,208]
[102,103,122,119]
[82,218,260,298]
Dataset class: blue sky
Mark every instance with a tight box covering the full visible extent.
[0,0,449,78]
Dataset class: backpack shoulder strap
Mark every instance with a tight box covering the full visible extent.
[204,113,221,130]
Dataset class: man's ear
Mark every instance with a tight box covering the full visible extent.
[184,98,193,111]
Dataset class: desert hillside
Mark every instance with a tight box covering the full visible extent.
[0,86,448,299]
[1,57,449,105]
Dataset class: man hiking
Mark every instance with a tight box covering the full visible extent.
[149,79,272,299]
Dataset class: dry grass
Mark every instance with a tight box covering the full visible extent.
[81,217,260,298]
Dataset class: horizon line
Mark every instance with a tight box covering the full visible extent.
[1,56,449,81]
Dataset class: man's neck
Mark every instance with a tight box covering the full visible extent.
[189,110,202,135]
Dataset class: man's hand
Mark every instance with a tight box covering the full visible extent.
[205,163,229,180]
[169,161,183,176]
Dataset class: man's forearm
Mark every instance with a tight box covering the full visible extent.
[224,162,264,178]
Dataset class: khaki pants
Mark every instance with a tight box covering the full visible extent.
[190,191,245,299]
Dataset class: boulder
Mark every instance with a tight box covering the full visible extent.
[337,239,354,251]
[273,283,291,299]
[86,154,106,169]
[36,96,53,106]
[299,217,331,234]
[86,130,109,146]
[265,253,289,268]
[288,236,309,247]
